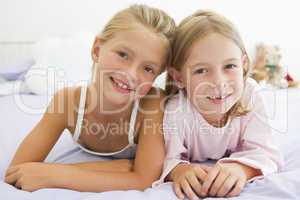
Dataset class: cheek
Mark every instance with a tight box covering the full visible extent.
[233,71,244,91]
[100,52,121,70]
[234,80,244,96]
[185,77,207,100]
[136,81,153,97]
[233,67,244,81]
[189,77,207,94]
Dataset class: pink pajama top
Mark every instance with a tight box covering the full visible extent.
[153,78,283,186]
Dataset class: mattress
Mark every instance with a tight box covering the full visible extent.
[0,88,300,199]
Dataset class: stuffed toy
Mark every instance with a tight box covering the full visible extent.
[252,43,298,88]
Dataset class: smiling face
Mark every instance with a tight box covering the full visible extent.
[91,27,168,106]
[175,33,246,122]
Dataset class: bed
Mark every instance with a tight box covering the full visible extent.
[1,38,300,199]
[0,86,300,200]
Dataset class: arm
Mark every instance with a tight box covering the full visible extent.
[7,88,69,167]
[230,162,262,180]
[153,96,190,186]
[6,88,164,192]
[53,87,168,192]
[70,159,133,172]
[218,83,283,179]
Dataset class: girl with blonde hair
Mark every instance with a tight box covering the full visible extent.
[5,4,176,192]
[156,10,283,199]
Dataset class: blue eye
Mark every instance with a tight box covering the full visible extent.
[225,64,237,69]
[194,68,208,74]
[117,51,128,59]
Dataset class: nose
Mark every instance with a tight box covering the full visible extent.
[212,70,228,94]
[125,63,139,86]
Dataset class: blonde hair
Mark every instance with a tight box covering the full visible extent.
[92,4,176,77]
[166,10,251,117]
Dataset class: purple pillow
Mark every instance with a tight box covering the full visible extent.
[0,59,35,81]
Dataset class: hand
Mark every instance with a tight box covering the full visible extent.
[169,163,208,200]
[201,162,248,198]
[5,162,66,192]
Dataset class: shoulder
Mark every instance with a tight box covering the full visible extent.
[241,78,262,110]
[245,78,260,93]
[165,90,190,115]
[48,86,80,112]
[135,87,166,136]
[163,90,194,130]
[46,86,81,129]
[135,87,166,140]
[139,87,166,112]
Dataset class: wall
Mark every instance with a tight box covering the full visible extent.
[0,0,299,78]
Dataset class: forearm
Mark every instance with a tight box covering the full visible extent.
[9,141,54,167]
[9,126,62,167]
[231,162,262,180]
[70,159,133,172]
[240,164,262,180]
[56,165,149,192]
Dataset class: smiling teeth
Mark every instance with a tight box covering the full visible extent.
[113,79,130,90]
[208,95,227,99]
[117,82,129,90]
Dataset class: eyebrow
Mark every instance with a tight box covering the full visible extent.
[223,58,240,62]
[118,45,161,67]
[189,57,240,68]
[118,45,135,57]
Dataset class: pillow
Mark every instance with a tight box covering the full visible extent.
[24,32,94,95]
[0,59,34,81]
[24,32,169,95]
[153,71,167,90]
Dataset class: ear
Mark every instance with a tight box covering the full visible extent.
[91,37,102,63]
[167,67,185,88]
[242,54,248,67]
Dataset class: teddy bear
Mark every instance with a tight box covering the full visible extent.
[251,43,298,88]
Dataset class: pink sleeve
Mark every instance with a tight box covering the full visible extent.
[152,99,190,187]
[218,86,284,181]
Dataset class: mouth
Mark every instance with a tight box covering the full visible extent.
[206,94,232,104]
[109,76,134,94]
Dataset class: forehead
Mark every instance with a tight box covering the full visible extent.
[105,29,168,62]
[186,33,242,64]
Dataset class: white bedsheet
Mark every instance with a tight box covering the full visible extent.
[0,88,300,199]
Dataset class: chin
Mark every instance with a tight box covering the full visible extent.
[105,91,132,106]
[196,101,231,115]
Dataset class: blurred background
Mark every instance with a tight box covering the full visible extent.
[0,0,299,94]
[1,3,300,198]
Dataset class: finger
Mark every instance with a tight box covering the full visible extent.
[201,164,221,196]
[216,175,237,197]
[198,164,211,173]
[226,178,246,197]
[208,171,230,197]
[193,166,207,183]
[4,172,20,185]
[173,182,185,200]
[5,166,19,177]
[186,174,203,197]
[181,180,199,200]
[15,178,22,190]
